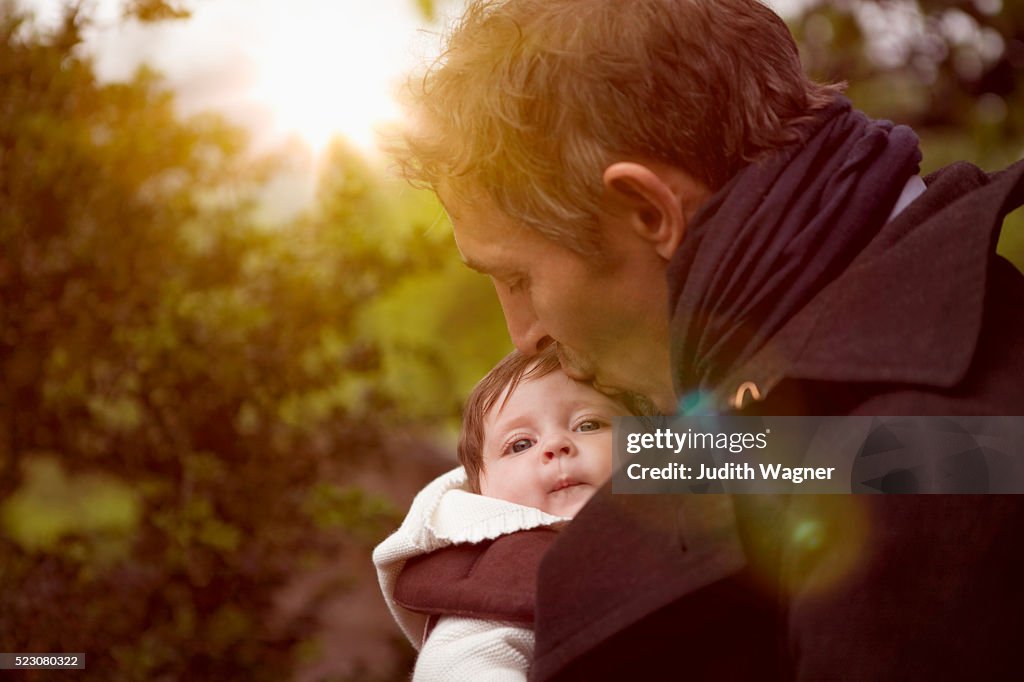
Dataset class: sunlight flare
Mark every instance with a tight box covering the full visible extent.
[247,3,409,155]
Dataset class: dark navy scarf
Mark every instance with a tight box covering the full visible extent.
[668,97,922,402]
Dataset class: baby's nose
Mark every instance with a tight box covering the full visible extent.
[543,437,576,460]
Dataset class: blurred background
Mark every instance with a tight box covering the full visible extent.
[1,0,1022,679]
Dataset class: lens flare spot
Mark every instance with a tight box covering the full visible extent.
[678,390,717,416]
[783,497,871,598]
[791,518,825,551]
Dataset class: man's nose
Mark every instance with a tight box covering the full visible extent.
[495,286,552,355]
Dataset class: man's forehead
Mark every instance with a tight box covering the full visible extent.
[442,194,535,268]
[436,181,487,224]
[442,190,502,230]
[439,196,478,266]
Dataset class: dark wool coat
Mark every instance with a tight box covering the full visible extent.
[531,160,1024,681]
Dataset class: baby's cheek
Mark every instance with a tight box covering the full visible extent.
[479,468,539,507]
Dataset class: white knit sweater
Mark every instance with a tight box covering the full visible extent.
[373,467,570,681]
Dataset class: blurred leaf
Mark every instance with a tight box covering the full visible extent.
[303,483,399,541]
[414,0,436,22]
[123,0,192,22]
[0,455,140,558]
[998,208,1024,271]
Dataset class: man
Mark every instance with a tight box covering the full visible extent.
[392,0,1024,679]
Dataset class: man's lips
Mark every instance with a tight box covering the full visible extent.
[554,346,596,382]
[559,364,622,398]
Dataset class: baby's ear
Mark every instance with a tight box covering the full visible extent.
[602,161,709,260]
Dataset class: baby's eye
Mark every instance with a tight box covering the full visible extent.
[576,419,606,433]
[505,437,534,455]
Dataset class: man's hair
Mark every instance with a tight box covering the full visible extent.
[393,0,842,254]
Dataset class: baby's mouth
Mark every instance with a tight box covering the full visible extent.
[551,478,582,493]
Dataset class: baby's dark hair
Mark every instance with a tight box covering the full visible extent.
[458,346,650,492]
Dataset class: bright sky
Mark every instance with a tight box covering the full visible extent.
[19,0,812,161]
[24,0,440,158]
[19,0,810,218]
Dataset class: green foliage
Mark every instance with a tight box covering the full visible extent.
[0,4,505,680]
[1,455,139,564]
[303,482,399,541]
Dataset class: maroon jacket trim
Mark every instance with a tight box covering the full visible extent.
[395,527,559,625]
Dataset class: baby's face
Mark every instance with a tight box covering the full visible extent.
[479,370,622,517]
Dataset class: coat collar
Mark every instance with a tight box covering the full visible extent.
[707,160,1024,412]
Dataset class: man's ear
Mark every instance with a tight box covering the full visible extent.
[601,162,709,260]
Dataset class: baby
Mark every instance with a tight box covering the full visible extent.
[373,346,635,680]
